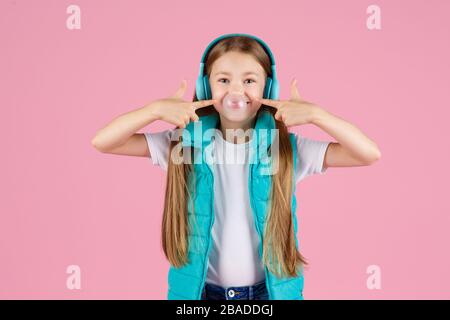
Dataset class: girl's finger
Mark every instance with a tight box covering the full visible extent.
[191,113,200,122]
[192,99,217,110]
[178,117,189,128]
[273,109,284,123]
[246,92,262,104]
[176,120,186,128]
[290,78,302,101]
[188,109,200,122]
[274,110,281,120]
[260,98,281,108]
[173,79,187,99]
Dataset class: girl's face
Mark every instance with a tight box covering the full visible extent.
[209,51,266,123]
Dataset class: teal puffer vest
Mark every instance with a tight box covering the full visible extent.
[167,110,304,300]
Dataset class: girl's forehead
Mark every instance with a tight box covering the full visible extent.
[210,51,265,76]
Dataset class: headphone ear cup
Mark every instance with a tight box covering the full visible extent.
[270,78,279,100]
[196,75,205,100]
[203,75,211,100]
[264,77,273,99]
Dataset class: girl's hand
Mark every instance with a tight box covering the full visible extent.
[255,79,320,127]
[148,80,217,128]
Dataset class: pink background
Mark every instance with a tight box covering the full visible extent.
[1,0,449,299]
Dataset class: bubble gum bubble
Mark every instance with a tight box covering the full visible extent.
[222,93,249,111]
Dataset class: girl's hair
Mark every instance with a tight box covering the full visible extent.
[161,36,307,278]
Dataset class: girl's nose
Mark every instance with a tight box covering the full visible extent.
[229,83,244,95]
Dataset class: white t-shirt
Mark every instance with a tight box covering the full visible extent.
[144,129,331,287]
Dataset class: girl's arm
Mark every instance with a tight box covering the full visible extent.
[91,104,158,157]
[91,80,216,157]
[310,107,381,169]
[255,79,381,168]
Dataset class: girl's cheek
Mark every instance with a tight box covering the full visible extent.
[211,93,226,110]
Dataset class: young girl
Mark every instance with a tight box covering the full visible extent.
[91,33,381,300]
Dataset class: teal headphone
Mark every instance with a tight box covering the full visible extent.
[195,33,279,101]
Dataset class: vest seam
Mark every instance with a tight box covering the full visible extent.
[271,277,300,287]
[168,288,193,299]
[172,268,203,281]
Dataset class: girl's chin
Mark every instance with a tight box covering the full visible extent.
[217,109,252,122]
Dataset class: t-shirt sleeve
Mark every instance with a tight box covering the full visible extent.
[143,129,175,171]
[295,133,331,184]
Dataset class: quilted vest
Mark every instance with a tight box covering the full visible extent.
[166,110,304,300]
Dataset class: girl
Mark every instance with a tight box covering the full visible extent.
[91,34,381,300]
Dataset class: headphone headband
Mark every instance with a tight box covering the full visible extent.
[200,33,276,69]
[196,33,279,100]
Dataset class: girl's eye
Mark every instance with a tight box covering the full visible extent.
[218,78,256,84]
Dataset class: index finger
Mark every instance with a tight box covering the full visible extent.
[259,98,282,109]
[192,99,217,110]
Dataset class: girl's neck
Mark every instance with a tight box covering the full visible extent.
[218,115,256,144]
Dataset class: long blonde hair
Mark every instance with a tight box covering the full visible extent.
[161,36,307,278]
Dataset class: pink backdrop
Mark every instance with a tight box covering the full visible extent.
[1,0,449,299]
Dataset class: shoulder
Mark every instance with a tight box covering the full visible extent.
[294,132,330,153]
[143,129,179,170]
[293,132,332,183]
[144,128,177,142]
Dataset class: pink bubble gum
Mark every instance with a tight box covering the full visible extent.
[222,93,249,111]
